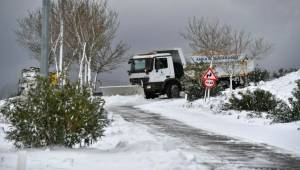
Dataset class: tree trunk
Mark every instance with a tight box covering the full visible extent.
[87,60,91,84]
[230,73,233,94]
[79,43,86,89]
[84,57,88,85]
[59,0,64,85]
[93,71,98,90]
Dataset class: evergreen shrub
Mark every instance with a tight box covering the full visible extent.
[227,89,278,112]
[283,80,300,122]
[0,77,107,148]
[247,67,270,85]
[226,85,300,123]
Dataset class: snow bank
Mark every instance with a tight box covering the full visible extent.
[227,70,300,103]
[258,70,300,102]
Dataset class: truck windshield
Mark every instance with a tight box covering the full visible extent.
[130,58,153,73]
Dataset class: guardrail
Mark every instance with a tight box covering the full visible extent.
[95,85,144,96]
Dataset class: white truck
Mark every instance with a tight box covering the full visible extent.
[128,48,186,99]
[128,48,255,99]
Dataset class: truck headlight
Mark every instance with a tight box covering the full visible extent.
[146,85,151,89]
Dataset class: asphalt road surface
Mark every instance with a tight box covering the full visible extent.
[108,106,300,170]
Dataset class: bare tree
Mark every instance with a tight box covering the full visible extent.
[91,41,129,87]
[181,17,272,59]
[181,17,272,91]
[249,38,272,60]
[181,17,232,55]
[15,0,128,83]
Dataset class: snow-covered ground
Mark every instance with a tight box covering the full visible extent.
[104,70,300,155]
[230,70,300,104]
[0,110,211,170]
[0,70,299,169]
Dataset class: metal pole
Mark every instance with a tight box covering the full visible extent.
[204,87,207,102]
[40,0,50,77]
[208,88,210,101]
[59,0,64,84]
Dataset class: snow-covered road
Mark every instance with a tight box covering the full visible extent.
[108,106,300,169]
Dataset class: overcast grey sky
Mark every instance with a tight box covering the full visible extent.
[0,0,300,96]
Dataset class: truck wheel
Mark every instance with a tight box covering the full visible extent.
[167,84,180,98]
[145,92,156,99]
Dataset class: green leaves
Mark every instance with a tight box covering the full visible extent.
[228,89,279,113]
[1,77,107,148]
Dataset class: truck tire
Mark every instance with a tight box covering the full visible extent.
[166,84,180,98]
[145,92,156,99]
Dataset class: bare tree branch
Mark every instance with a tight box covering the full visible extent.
[15,0,128,77]
[181,17,272,59]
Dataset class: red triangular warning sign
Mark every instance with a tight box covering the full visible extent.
[202,68,218,81]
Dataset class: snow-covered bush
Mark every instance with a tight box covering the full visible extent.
[271,80,300,123]
[225,86,300,123]
[271,101,293,123]
[272,68,298,79]
[247,67,270,85]
[227,89,278,113]
[0,77,107,148]
[285,80,300,122]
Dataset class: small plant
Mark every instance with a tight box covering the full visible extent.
[285,80,300,122]
[0,77,107,148]
[225,85,300,123]
[272,68,298,79]
[271,101,292,123]
[227,89,278,112]
[247,67,270,85]
[268,80,300,123]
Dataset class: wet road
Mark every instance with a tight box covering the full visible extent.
[108,106,300,170]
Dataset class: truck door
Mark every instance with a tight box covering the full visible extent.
[150,56,173,82]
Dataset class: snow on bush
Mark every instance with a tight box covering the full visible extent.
[0,77,108,148]
[221,70,300,122]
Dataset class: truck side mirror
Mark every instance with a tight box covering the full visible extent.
[127,70,131,75]
[128,59,133,64]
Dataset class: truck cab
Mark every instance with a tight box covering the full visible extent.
[128,48,186,99]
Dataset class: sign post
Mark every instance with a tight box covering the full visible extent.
[41,0,50,77]
[202,67,218,101]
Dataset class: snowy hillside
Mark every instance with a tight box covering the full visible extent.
[234,70,300,103]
